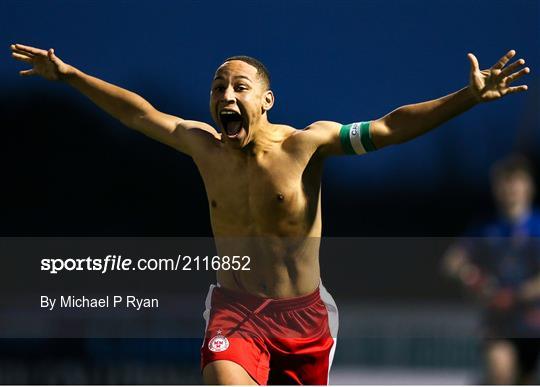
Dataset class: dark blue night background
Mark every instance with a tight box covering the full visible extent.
[1,0,539,236]
[0,0,539,383]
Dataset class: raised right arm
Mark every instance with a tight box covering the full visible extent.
[10,44,219,156]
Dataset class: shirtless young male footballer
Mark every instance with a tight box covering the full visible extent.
[11,43,529,385]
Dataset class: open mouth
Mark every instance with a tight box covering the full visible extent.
[219,110,244,137]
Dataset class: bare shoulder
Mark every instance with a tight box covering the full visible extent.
[304,121,341,136]
[175,119,222,155]
[283,121,342,157]
[281,121,340,140]
[178,119,220,140]
[306,120,342,130]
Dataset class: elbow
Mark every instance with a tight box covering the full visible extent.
[119,115,141,131]
[371,119,404,148]
[376,117,418,148]
[122,108,153,131]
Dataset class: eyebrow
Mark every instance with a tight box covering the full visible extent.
[213,75,253,82]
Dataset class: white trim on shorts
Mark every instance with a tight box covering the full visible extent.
[319,282,339,385]
[201,281,339,385]
[201,283,216,348]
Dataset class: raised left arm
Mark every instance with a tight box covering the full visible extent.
[371,50,530,149]
[312,50,529,157]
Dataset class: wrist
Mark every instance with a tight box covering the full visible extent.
[466,85,483,104]
[60,65,80,83]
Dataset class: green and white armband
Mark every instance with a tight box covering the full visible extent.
[339,121,377,155]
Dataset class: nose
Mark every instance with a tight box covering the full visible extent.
[222,86,235,103]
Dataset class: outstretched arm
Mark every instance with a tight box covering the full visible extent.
[370,50,529,148]
[10,44,218,155]
[443,243,540,309]
[312,50,530,156]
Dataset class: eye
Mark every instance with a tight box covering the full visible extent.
[235,84,249,92]
[212,85,225,92]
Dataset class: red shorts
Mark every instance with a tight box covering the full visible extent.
[201,283,339,385]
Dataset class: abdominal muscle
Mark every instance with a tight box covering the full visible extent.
[212,231,322,299]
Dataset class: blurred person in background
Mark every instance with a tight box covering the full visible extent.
[444,155,540,384]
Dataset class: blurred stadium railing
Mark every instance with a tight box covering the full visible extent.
[0,302,482,384]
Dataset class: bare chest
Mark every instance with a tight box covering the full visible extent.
[196,150,318,235]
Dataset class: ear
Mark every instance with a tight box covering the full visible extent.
[262,90,274,112]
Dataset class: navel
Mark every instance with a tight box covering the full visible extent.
[277,193,284,202]
[211,200,217,208]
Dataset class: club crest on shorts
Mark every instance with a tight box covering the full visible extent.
[208,329,229,352]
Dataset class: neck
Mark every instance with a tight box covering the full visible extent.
[502,204,530,224]
[246,119,282,155]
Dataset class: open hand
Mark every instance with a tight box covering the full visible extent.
[10,43,72,81]
[468,50,530,102]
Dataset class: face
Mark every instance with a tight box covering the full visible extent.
[210,60,273,148]
[493,171,534,216]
